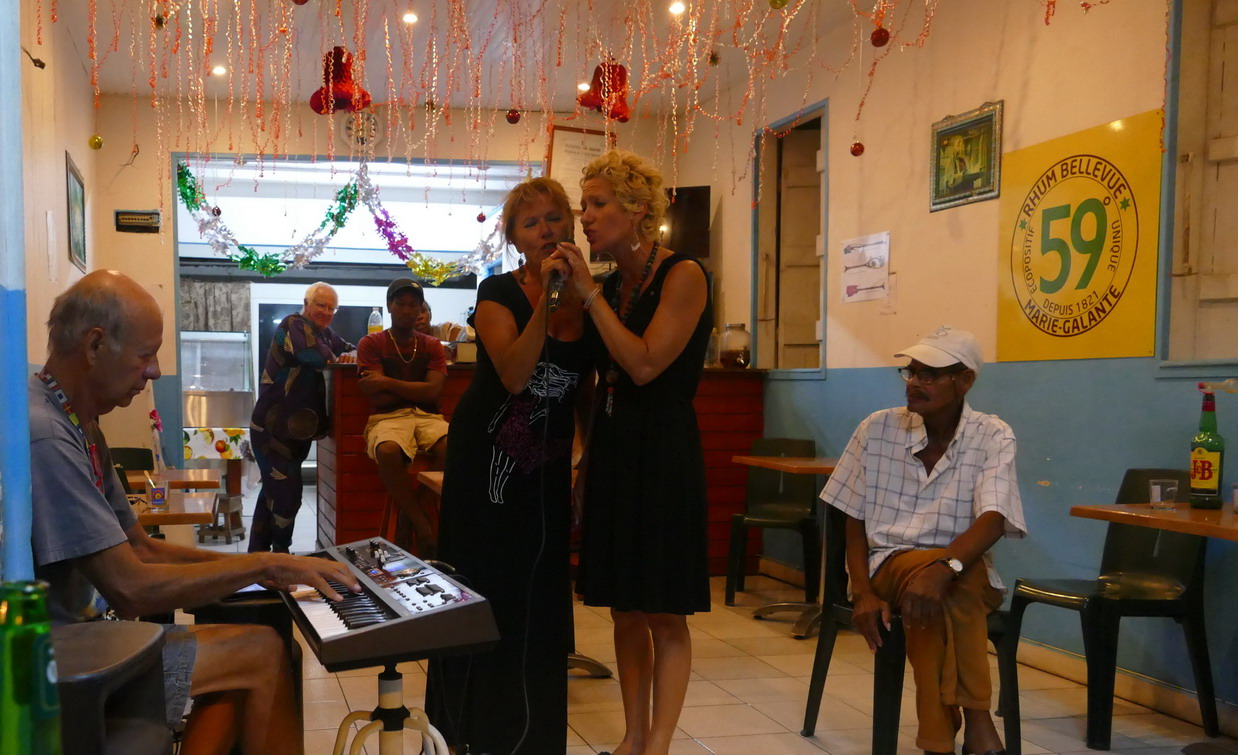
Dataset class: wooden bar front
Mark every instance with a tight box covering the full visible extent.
[317,365,765,574]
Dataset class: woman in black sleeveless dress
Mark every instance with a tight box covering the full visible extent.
[425,178,590,754]
[556,150,712,755]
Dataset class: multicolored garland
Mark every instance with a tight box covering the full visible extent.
[176,160,506,284]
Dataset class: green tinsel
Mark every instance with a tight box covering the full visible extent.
[176,161,205,210]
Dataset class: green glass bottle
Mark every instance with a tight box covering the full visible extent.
[0,581,61,755]
[1190,391,1225,510]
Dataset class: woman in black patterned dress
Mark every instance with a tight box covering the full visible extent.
[425,177,590,754]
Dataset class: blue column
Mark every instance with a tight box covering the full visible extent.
[0,2,31,581]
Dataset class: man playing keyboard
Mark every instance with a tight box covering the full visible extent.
[29,270,361,755]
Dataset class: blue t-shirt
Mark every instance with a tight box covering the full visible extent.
[29,373,137,624]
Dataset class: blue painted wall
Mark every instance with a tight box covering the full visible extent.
[764,359,1238,702]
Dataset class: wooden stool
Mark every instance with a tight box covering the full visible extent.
[380,458,438,552]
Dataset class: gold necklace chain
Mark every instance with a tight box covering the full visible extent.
[389,330,419,364]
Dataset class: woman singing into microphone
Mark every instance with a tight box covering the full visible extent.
[556,150,712,755]
[426,177,591,754]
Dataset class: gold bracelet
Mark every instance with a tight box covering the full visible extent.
[582,285,602,310]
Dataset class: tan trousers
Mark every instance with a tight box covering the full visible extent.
[870,548,1003,753]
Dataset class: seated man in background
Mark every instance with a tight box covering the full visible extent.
[30,270,360,755]
[358,278,449,558]
[415,299,465,344]
[821,325,1026,755]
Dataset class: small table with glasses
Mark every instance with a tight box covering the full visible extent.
[730,455,838,639]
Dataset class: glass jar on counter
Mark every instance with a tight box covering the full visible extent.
[719,323,751,368]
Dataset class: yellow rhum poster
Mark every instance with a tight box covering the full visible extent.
[998,110,1161,361]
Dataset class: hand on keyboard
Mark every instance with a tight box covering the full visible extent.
[262,554,362,601]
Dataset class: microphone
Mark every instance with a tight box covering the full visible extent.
[547,271,566,313]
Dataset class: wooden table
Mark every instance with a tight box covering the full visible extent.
[1070,501,1238,755]
[132,490,216,527]
[731,455,838,638]
[1070,501,1238,542]
[126,467,222,491]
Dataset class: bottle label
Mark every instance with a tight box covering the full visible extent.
[32,633,59,720]
[1190,448,1222,494]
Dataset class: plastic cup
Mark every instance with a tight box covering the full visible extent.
[1149,479,1178,510]
[146,481,169,510]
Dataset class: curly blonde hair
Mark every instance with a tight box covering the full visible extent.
[581,150,668,242]
[500,176,574,247]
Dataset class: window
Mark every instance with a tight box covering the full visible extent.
[754,111,826,371]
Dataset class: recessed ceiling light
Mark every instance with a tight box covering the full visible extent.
[402,11,418,24]
[669,1,686,15]
[577,82,591,92]
[210,65,227,76]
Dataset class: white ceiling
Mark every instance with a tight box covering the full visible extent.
[51,0,837,114]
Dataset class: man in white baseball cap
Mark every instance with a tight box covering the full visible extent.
[820,325,1026,755]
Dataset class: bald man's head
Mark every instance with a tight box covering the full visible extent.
[47,270,161,357]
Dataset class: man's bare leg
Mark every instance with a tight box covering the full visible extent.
[374,441,437,557]
[183,623,301,755]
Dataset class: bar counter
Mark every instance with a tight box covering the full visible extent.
[317,363,766,574]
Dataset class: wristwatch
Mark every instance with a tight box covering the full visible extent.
[938,557,964,578]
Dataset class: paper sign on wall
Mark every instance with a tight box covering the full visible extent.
[997,110,1161,361]
[841,232,889,303]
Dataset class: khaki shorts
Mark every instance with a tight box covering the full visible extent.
[364,407,449,463]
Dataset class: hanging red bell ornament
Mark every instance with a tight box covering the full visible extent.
[577,59,631,123]
[477,212,487,223]
[291,0,310,5]
[506,109,521,124]
[768,0,790,9]
[309,46,372,115]
[870,27,890,47]
[850,142,865,157]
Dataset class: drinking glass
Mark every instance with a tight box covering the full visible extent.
[1149,479,1178,510]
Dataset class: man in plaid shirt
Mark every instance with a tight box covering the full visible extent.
[822,326,1026,755]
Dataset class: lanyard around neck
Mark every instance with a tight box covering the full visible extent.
[36,369,104,492]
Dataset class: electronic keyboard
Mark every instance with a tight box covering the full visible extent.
[281,537,499,672]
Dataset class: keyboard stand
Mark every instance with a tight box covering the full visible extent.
[331,664,448,755]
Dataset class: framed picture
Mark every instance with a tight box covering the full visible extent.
[546,125,615,210]
[65,151,86,271]
[929,100,1003,212]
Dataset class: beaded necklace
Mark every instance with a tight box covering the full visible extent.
[389,330,419,364]
[36,369,104,491]
[603,241,660,417]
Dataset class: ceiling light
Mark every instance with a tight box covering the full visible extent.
[669,1,686,15]
[210,65,227,76]
[402,11,418,24]
[577,82,591,92]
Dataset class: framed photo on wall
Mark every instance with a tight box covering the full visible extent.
[929,100,1003,212]
[546,125,615,210]
[65,151,86,271]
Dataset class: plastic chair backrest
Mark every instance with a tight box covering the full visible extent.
[111,446,156,472]
[1100,468,1204,588]
[745,437,817,511]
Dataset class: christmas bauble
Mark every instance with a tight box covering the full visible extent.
[88,134,104,150]
[871,27,890,47]
[506,109,521,124]
[850,142,865,157]
[476,212,487,223]
[212,206,222,217]
[769,0,790,8]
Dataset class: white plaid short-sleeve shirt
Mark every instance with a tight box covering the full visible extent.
[821,402,1026,589]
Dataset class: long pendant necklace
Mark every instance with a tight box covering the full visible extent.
[389,330,419,364]
[604,241,660,417]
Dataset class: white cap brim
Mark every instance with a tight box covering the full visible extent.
[894,344,971,370]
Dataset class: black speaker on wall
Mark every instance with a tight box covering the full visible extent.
[661,186,710,258]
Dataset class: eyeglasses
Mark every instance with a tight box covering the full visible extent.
[310,300,338,313]
[897,365,966,383]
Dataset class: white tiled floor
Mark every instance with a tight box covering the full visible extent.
[190,486,1236,754]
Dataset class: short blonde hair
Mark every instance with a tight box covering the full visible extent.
[501,177,574,247]
[580,150,668,242]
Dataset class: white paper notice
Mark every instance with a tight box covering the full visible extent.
[841,232,889,303]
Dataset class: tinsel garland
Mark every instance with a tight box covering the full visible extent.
[176,160,507,283]
[176,162,287,276]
